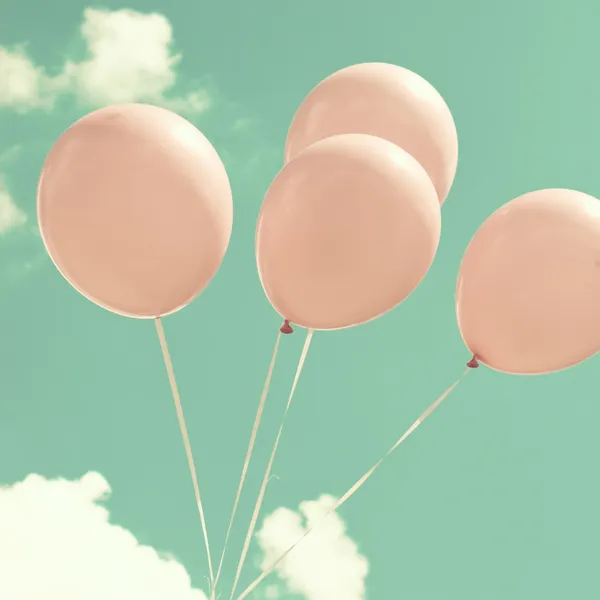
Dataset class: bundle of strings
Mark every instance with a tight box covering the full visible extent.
[156,314,472,600]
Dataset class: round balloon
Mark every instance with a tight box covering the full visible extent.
[456,189,600,375]
[257,133,441,331]
[285,63,458,204]
[37,103,233,319]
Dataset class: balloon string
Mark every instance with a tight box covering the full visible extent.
[155,318,215,593]
[229,329,315,600]
[235,367,471,600]
[211,332,283,599]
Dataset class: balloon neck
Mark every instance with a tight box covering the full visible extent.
[280,319,294,335]
[466,355,480,369]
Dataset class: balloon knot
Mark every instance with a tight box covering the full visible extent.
[466,355,480,369]
[280,319,294,335]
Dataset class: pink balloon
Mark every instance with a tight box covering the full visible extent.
[257,134,441,331]
[456,189,600,375]
[38,104,233,319]
[285,63,458,204]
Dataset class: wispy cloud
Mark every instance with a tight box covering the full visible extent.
[256,495,369,600]
[0,175,27,235]
[0,145,24,164]
[0,472,209,600]
[0,9,211,116]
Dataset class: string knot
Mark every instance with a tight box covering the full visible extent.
[466,355,480,369]
[280,319,294,334]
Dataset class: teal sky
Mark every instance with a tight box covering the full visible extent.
[1,1,600,599]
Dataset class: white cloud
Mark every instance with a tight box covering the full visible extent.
[0,472,209,600]
[0,9,210,115]
[0,175,27,234]
[256,495,369,600]
[0,144,24,163]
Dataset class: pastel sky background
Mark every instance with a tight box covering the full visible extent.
[1,1,600,599]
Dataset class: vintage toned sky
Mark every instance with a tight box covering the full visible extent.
[1,1,600,599]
